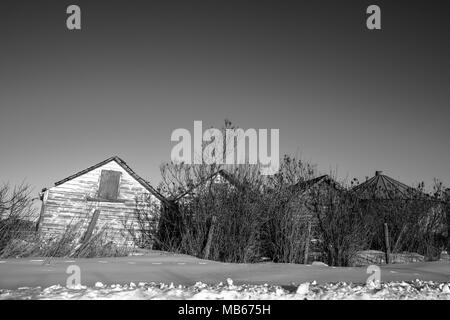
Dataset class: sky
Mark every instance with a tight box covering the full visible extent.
[0,0,449,196]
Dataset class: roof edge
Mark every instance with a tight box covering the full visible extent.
[53,156,167,203]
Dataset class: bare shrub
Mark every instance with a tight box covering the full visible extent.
[261,156,317,263]
[0,183,37,257]
[155,163,266,262]
[261,192,310,263]
[148,153,320,263]
[308,182,373,266]
[1,218,131,259]
[124,197,163,250]
[358,180,448,261]
[445,188,450,254]
[71,224,131,258]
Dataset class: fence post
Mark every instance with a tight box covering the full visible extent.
[303,220,312,264]
[203,216,217,260]
[384,223,391,264]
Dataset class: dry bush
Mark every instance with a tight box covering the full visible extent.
[155,163,267,263]
[38,222,83,257]
[146,119,269,261]
[261,155,317,263]
[261,192,310,263]
[357,180,448,261]
[0,183,37,257]
[146,154,320,263]
[1,216,131,259]
[71,224,131,258]
[445,188,450,253]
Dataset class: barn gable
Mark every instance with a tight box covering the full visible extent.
[52,156,166,202]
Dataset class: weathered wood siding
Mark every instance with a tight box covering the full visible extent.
[40,160,160,246]
[287,184,340,242]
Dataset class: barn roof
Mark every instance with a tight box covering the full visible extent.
[352,171,423,200]
[288,175,342,195]
[53,156,167,202]
[170,169,242,202]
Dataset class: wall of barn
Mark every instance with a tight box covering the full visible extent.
[287,185,341,261]
[39,161,160,246]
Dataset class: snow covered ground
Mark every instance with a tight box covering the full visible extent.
[1,253,449,299]
[1,279,449,300]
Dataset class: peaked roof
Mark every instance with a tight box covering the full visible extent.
[170,169,242,202]
[53,156,167,202]
[289,175,342,195]
[352,171,422,200]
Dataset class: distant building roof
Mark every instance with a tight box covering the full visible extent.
[170,169,243,202]
[352,171,422,200]
[289,175,342,195]
[53,156,167,203]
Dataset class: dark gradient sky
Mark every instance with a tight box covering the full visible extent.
[1,0,449,195]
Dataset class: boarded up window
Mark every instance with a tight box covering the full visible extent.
[98,170,121,200]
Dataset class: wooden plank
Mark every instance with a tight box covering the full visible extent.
[384,223,391,264]
[81,209,101,243]
[203,216,217,260]
[86,196,127,203]
[303,220,312,264]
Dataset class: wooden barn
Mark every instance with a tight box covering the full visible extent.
[286,175,344,262]
[36,156,167,247]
